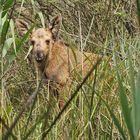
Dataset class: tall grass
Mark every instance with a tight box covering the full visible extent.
[108,1,140,139]
[0,0,140,140]
[0,0,15,139]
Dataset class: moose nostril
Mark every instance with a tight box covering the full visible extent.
[37,52,43,58]
[35,51,44,63]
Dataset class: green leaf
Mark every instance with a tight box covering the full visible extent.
[0,0,5,5]
[2,0,14,18]
[17,26,34,47]
[106,102,127,140]
[116,67,135,140]
[15,25,34,54]
[10,19,16,54]
[0,20,10,45]
[2,38,13,57]
[97,93,127,140]
[135,66,140,137]
[128,51,137,139]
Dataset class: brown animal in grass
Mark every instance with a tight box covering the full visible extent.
[16,15,109,108]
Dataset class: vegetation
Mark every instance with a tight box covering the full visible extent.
[0,0,140,139]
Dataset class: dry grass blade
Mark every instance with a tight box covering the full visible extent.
[2,81,42,140]
[0,117,17,140]
[136,0,140,26]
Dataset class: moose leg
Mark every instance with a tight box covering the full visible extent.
[49,83,65,110]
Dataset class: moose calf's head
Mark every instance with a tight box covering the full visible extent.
[31,28,52,63]
[16,16,61,63]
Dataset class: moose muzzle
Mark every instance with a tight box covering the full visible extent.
[35,51,45,63]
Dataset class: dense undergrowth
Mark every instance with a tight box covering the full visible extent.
[0,0,140,140]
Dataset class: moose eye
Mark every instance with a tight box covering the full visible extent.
[31,40,35,46]
[45,40,50,45]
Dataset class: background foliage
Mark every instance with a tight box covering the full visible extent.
[0,0,140,140]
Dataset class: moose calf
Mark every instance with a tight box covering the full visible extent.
[16,15,109,108]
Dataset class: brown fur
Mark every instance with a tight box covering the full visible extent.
[16,16,108,108]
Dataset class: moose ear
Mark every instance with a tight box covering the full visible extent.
[16,19,30,36]
[49,15,61,40]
